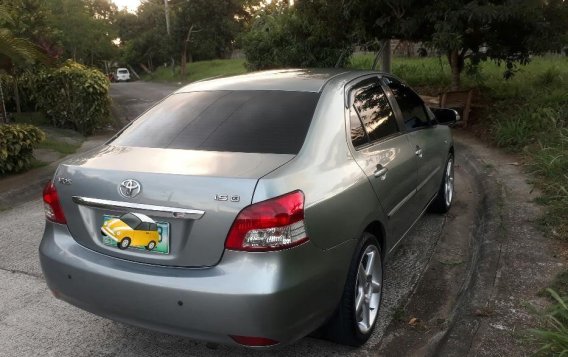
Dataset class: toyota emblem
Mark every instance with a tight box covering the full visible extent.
[118,179,141,198]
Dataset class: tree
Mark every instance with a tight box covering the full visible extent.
[242,0,354,70]
[0,3,49,120]
[349,0,568,88]
[119,0,172,71]
[44,0,118,66]
[171,0,260,73]
[117,0,260,75]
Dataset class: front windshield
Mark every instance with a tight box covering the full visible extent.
[120,213,141,229]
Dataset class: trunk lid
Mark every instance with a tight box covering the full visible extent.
[55,145,294,267]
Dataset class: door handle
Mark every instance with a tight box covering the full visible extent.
[373,165,388,180]
[415,146,423,158]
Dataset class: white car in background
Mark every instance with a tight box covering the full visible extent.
[115,68,131,82]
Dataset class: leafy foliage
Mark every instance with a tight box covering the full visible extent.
[347,0,568,88]
[242,1,352,70]
[18,61,111,135]
[0,3,49,70]
[1,0,59,53]
[44,0,118,65]
[119,0,259,73]
[0,124,45,175]
[0,29,46,68]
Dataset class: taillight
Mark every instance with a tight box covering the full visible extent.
[225,190,308,252]
[43,181,67,224]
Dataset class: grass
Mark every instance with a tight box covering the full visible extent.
[541,272,568,301]
[37,138,81,155]
[29,158,48,170]
[350,54,453,89]
[143,59,247,84]
[438,258,465,266]
[12,111,50,126]
[392,305,406,322]
[531,289,568,356]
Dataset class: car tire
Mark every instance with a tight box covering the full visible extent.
[146,241,156,251]
[430,153,455,214]
[324,232,383,346]
[118,237,131,250]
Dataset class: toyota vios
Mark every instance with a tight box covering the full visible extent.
[40,69,457,348]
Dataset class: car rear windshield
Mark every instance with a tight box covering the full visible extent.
[118,69,128,74]
[111,90,320,154]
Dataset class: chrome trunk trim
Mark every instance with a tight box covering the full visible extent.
[72,196,205,220]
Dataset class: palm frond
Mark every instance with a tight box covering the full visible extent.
[0,29,48,67]
[0,4,14,26]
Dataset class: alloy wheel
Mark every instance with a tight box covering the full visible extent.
[354,245,382,334]
[445,158,454,207]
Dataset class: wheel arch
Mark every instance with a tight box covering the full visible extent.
[363,221,387,258]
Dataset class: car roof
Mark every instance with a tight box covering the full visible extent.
[176,69,385,94]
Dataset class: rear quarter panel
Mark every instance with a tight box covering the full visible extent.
[253,77,387,251]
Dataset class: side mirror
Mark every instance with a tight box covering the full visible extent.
[433,108,461,125]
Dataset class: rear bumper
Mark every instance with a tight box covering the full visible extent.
[39,222,354,346]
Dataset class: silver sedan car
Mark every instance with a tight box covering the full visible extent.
[40,69,457,348]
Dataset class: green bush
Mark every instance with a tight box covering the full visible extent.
[20,61,111,135]
[0,124,45,175]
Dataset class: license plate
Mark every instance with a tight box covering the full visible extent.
[101,214,170,254]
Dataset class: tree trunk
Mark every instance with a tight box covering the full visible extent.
[180,25,197,78]
[0,82,7,124]
[448,49,462,89]
[13,77,21,114]
[140,63,152,74]
[381,39,391,73]
[180,52,187,77]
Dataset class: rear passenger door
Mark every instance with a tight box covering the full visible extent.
[347,77,420,246]
[382,76,447,211]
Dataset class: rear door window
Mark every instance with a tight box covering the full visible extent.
[349,80,399,146]
[112,91,321,155]
[383,77,430,131]
[136,222,150,231]
[349,109,369,148]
